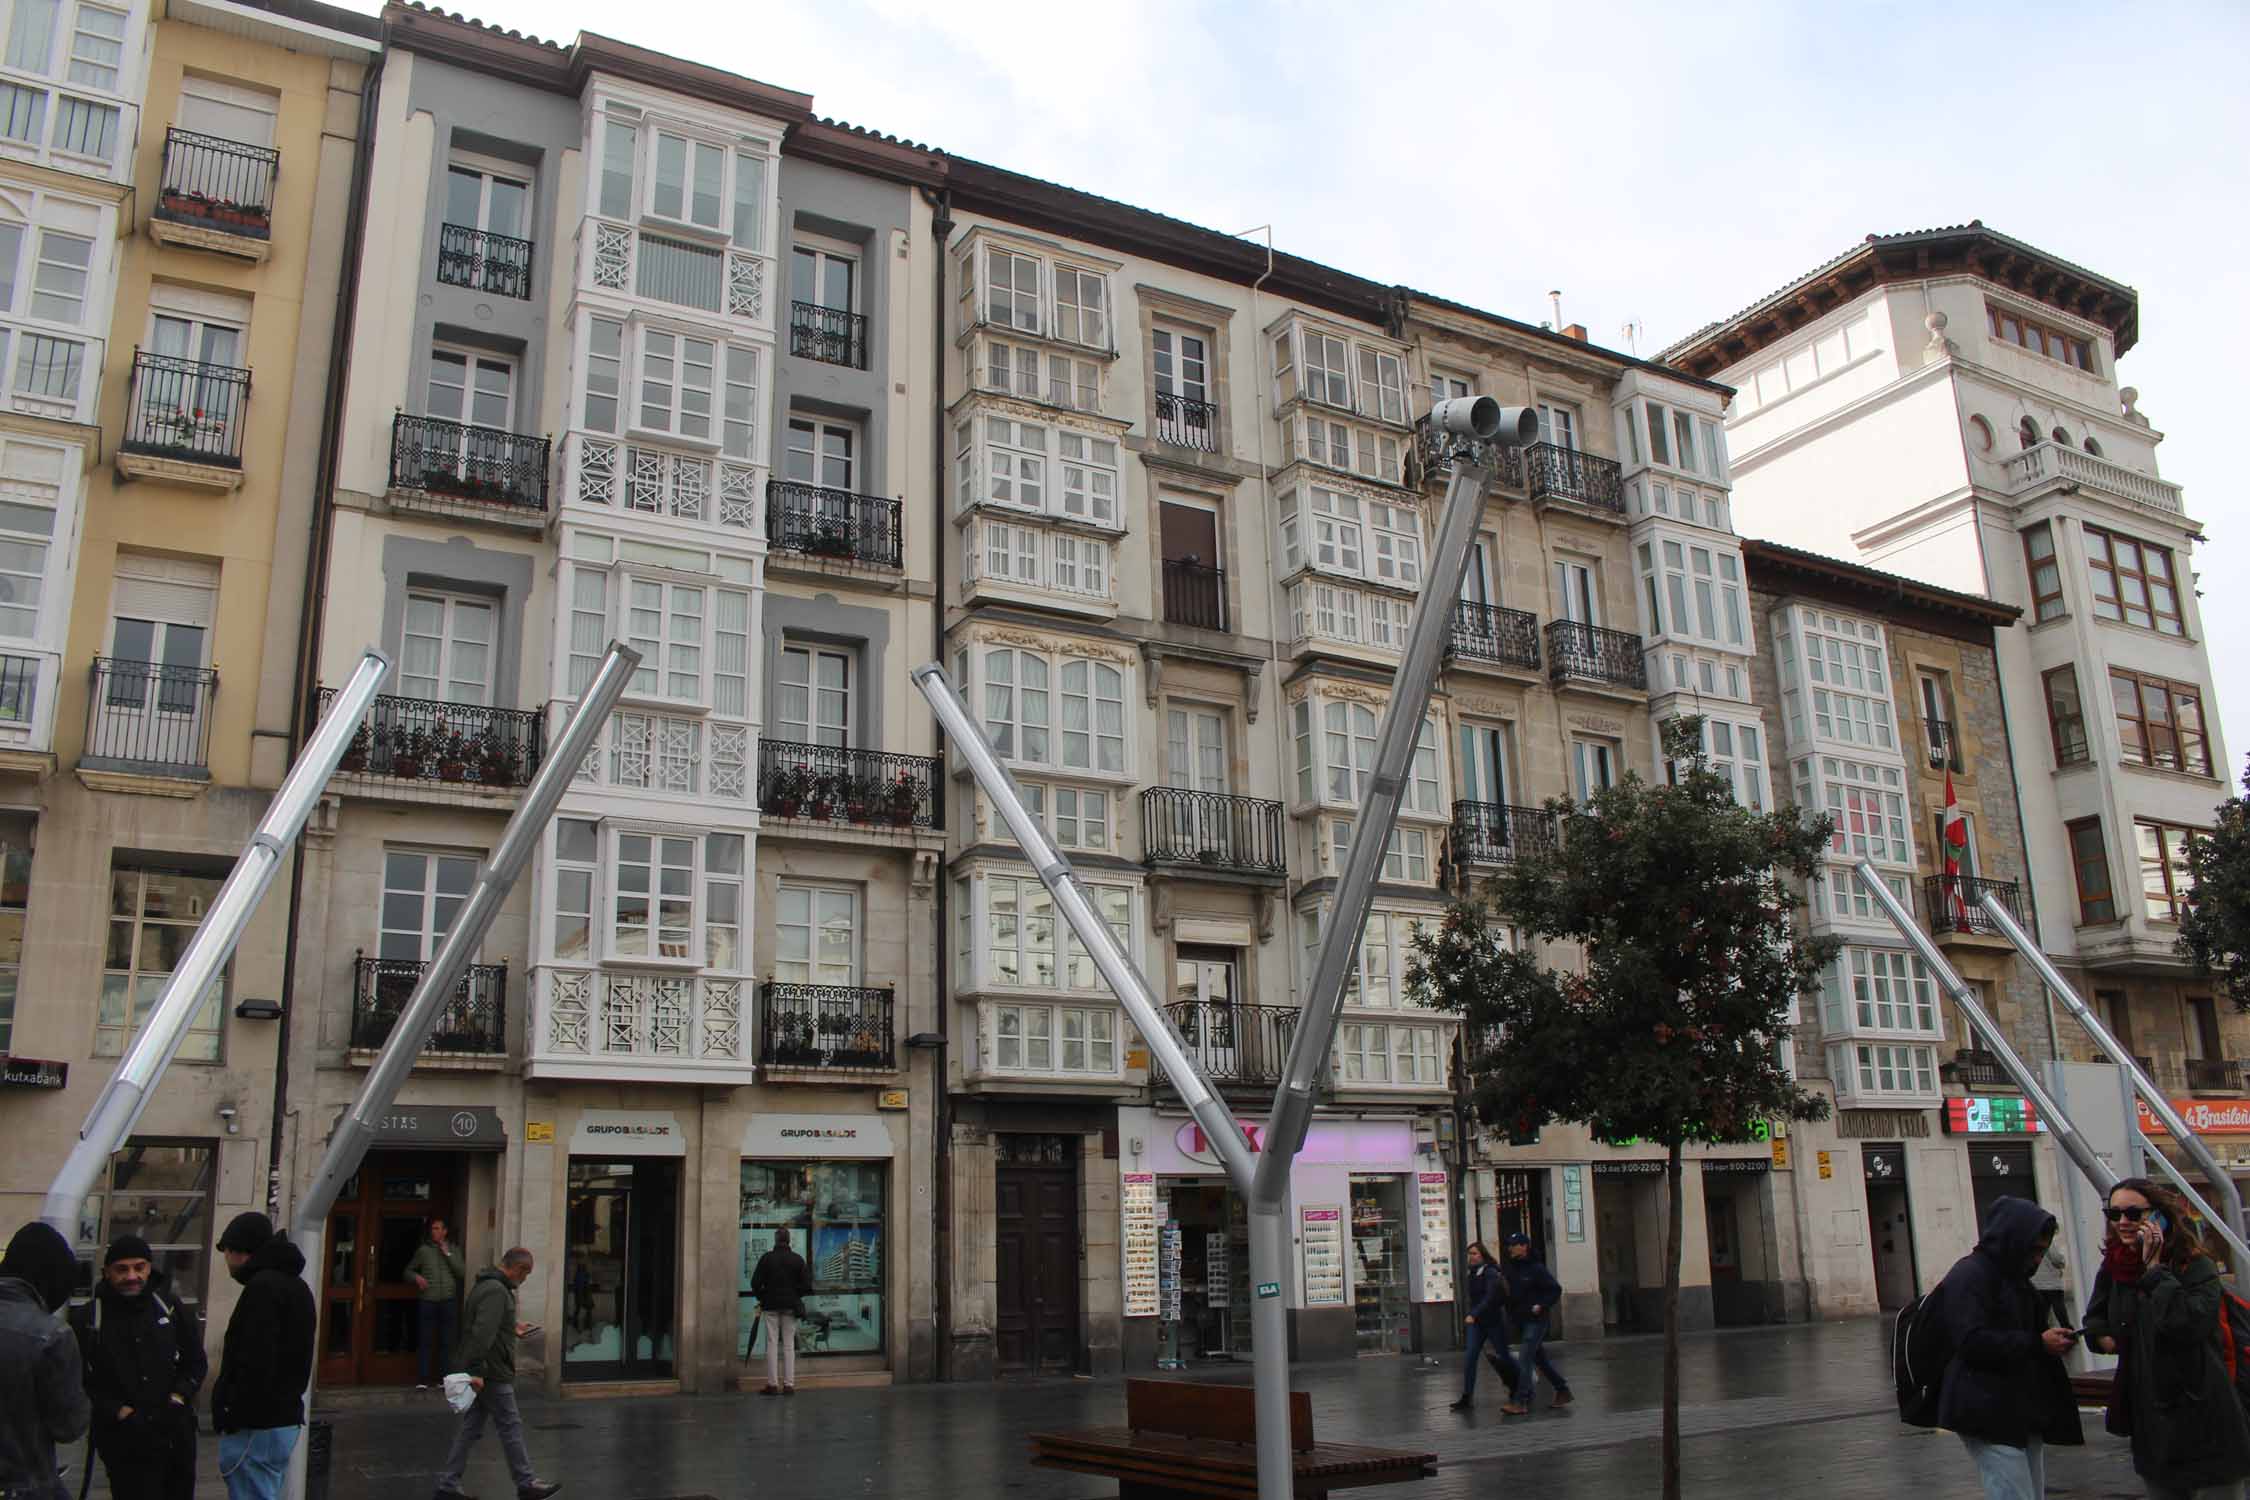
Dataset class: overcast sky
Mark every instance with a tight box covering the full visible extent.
[329,0,2250,782]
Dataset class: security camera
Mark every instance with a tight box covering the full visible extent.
[1429,396,1538,447]
[217,1104,239,1135]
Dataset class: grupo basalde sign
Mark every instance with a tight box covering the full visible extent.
[2138,1099,2250,1137]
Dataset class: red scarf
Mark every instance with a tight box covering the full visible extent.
[2103,1237,2147,1283]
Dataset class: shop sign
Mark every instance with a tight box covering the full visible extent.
[877,1090,909,1110]
[1817,1151,1833,1180]
[1863,1145,1906,1182]
[1155,1117,1415,1173]
[525,1122,554,1143]
[0,1056,66,1089]
[1838,1109,1931,1140]
[1945,1097,2044,1136]
[571,1109,685,1158]
[1256,1281,1280,1299]
[1700,1157,1771,1175]
[741,1112,892,1159]
[1561,1165,1585,1242]
[1591,1159,1669,1176]
[371,1105,506,1151]
[2137,1099,2250,1137]
[1121,1174,1159,1317]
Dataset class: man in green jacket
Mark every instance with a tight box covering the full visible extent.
[431,1249,559,1500]
[406,1217,465,1391]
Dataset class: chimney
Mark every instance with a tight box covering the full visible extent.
[1563,323,1589,343]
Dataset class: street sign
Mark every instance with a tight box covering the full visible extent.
[1256,1281,1280,1299]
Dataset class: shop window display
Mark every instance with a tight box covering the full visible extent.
[739,1161,887,1358]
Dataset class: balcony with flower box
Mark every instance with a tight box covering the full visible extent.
[389,413,550,530]
[116,351,249,490]
[766,480,904,583]
[348,954,508,1069]
[528,965,755,1085]
[756,739,945,853]
[151,129,278,262]
[757,982,897,1080]
[318,686,544,810]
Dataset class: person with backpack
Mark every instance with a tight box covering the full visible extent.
[69,1234,206,1500]
[2082,1177,2250,1500]
[1935,1195,2082,1498]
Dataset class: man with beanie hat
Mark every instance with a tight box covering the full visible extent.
[0,1220,91,1500]
[70,1232,207,1499]
[209,1213,313,1500]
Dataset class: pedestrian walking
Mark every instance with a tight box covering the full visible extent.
[749,1229,812,1397]
[1447,1242,1520,1410]
[2082,1178,2250,1500]
[407,1217,466,1392]
[69,1234,206,1500]
[1494,1233,1571,1415]
[0,1221,91,1500]
[2031,1238,2071,1331]
[432,1248,560,1500]
[209,1212,315,1500]
[1936,1195,2082,1499]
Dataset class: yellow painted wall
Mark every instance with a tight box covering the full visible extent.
[58,21,339,784]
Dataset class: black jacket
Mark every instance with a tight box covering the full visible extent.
[0,1275,89,1500]
[1499,1255,1563,1322]
[210,1236,314,1434]
[1935,1196,2083,1449]
[2084,1254,2250,1487]
[1463,1261,1504,1324]
[69,1271,206,1449]
[750,1247,813,1316]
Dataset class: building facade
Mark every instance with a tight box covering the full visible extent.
[1668,224,2249,1218]
[0,0,378,1351]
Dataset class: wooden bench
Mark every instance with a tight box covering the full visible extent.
[1030,1377,1437,1500]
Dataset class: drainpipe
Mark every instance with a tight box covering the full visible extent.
[267,45,384,1218]
[917,180,954,1379]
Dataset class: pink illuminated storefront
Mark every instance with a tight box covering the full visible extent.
[1115,1107,1458,1366]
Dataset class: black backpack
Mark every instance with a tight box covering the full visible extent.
[1893,1286,1951,1427]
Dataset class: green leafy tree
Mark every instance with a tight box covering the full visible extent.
[2179,755,2250,1010]
[1408,717,1839,1500]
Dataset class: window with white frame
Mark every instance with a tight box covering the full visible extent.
[1638,537,1745,647]
[1053,265,1108,349]
[399,592,493,706]
[1777,608,1895,752]
[1813,755,1911,865]
[1666,716,1766,811]
[975,646,1129,775]
[1057,431,1117,524]
[980,873,1131,994]
[636,329,713,440]
[1839,1041,1938,1101]
[586,824,745,968]
[646,129,762,239]
[773,643,851,747]
[1049,532,1109,597]
[1357,346,1406,424]
[774,884,858,986]
[1153,328,1208,405]
[428,347,513,432]
[0,436,65,644]
[969,415,1047,512]
[1428,369,1473,408]
[1572,737,1618,801]
[582,316,622,433]
[99,860,225,1061]
[783,417,856,490]
[980,245,1041,333]
[1013,781,1113,853]
[568,564,751,715]
[789,242,854,315]
[378,848,479,962]
[1297,329,1350,409]
[1328,818,1435,884]
[1818,947,1942,1038]
[977,337,1098,412]
[1279,485,1422,589]
[1538,401,1579,451]
[445,159,528,242]
[1367,500,1422,587]
[994,1001,1116,1075]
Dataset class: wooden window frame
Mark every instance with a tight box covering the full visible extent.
[2041,664,2088,767]
[2021,522,2065,622]
[2135,820,2202,925]
[2066,817,2116,925]
[1985,301,2097,373]
[2108,666,2212,776]
[2083,523,2184,636]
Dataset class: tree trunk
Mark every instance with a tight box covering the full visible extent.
[1663,1137,1684,1500]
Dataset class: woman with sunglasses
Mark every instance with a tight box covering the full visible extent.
[2083,1178,2250,1500]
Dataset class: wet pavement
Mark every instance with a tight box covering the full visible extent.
[99,1319,2146,1498]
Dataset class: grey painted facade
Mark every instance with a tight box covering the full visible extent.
[759,590,893,747]
[377,534,537,708]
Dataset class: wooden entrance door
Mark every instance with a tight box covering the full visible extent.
[317,1152,459,1387]
[994,1146,1078,1374]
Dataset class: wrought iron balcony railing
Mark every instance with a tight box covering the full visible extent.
[1158,1000,1298,1088]
[1925,874,2027,938]
[1950,1049,2012,1088]
[155,128,277,238]
[352,953,507,1055]
[389,413,550,513]
[1450,800,1559,865]
[0,653,38,732]
[1140,788,1287,875]
[1924,718,1963,771]
[757,739,941,829]
[121,351,250,468]
[1155,391,1220,451]
[1449,601,1541,671]
[1545,620,1646,690]
[790,300,868,369]
[766,480,904,568]
[1526,443,1625,513]
[1161,558,1227,630]
[2186,1058,2243,1094]
[1413,415,1526,490]
[759,981,896,1070]
[436,222,534,300]
[319,686,545,789]
[85,658,216,772]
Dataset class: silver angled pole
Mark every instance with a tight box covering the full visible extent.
[1851,862,2116,1196]
[1975,889,2250,1250]
[280,642,639,1500]
[909,664,1258,1191]
[2137,1131,2250,1271]
[42,647,393,1237]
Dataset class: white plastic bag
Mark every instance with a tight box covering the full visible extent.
[442,1372,477,1414]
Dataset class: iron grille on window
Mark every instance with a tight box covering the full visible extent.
[352,954,507,1055]
[121,351,250,468]
[389,413,550,513]
[436,223,533,300]
[790,301,868,369]
[759,982,895,1069]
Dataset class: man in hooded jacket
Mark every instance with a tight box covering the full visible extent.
[209,1213,314,1500]
[0,1221,90,1500]
[1937,1195,2083,1499]
[70,1233,206,1500]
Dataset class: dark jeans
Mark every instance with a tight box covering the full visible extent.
[1460,1321,1519,1397]
[1508,1316,1568,1405]
[418,1298,460,1386]
[96,1409,198,1500]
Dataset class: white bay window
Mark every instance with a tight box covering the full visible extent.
[549,818,744,971]
[973,646,1129,775]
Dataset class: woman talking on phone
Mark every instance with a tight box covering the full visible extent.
[2083,1178,2250,1500]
